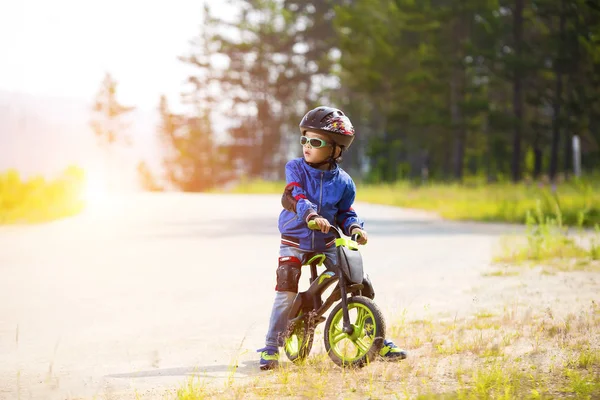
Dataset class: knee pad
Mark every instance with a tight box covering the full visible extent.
[276,256,302,293]
[362,274,375,300]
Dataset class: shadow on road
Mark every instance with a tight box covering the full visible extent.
[106,361,260,379]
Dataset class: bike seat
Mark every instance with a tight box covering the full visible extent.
[305,253,326,266]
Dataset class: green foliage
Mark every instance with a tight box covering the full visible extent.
[253,1,600,181]
[0,167,86,224]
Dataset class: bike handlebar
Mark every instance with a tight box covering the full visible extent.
[307,219,362,244]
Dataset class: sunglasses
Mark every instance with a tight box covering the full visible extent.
[300,136,331,149]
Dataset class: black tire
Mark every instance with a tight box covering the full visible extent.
[324,296,385,368]
[283,311,315,363]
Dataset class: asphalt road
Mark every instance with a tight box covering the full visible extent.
[0,193,520,400]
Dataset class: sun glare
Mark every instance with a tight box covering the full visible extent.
[80,169,112,213]
[83,178,108,204]
[79,165,139,216]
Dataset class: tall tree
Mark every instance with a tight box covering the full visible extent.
[89,72,135,189]
[136,161,163,192]
[512,0,525,182]
[181,1,317,179]
[548,0,567,181]
[156,95,224,192]
[90,72,135,148]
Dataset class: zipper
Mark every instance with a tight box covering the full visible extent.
[313,171,324,250]
[319,171,324,213]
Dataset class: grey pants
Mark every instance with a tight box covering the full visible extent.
[264,244,337,348]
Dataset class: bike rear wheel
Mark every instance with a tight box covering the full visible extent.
[324,296,385,368]
[283,311,315,363]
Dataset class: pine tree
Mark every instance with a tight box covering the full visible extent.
[157,95,224,191]
[136,161,163,192]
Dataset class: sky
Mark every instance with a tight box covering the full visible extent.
[0,0,230,112]
[0,1,236,187]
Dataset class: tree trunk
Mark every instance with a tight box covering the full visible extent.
[511,0,525,182]
[484,112,495,183]
[450,67,466,181]
[549,0,566,182]
[450,12,467,182]
[549,80,563,182]
[533,132,543,178]
[563,109,572,179]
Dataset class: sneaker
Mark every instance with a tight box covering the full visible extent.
[379,339,407,360]
[257,346,279,370]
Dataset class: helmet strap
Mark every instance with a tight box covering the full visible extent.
[328,143,339,168]
[306,143,344,169]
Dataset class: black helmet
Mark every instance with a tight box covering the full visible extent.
[299,106,356,150]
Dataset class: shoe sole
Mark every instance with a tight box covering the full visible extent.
[260,362,278,370]
[380,354,407,361]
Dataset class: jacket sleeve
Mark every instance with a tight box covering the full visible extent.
[336,180,364,236]
[284,161,319,223]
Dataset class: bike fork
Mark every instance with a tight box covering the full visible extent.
[338,277,354,335]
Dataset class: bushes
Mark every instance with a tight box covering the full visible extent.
[0,167,86,224]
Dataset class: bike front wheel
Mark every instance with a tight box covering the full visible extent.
[324,296,385,368]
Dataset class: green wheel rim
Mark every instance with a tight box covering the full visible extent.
[328,303,377,363]
[284,313,308,358]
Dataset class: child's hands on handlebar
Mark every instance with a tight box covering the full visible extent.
[350,227,368,245]
[311,217,331,233]
[307,217,368,245]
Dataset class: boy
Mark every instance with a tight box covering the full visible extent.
[257,106,407,370]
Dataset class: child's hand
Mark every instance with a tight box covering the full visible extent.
[313,217,331,233]
[351,228,368,245]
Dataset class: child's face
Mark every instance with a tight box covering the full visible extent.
[302,131,334,164]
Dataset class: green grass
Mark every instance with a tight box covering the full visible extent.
[175,375,208,400]
[226,177,600,227]
[360,179,600,227]
[483,269,521,277]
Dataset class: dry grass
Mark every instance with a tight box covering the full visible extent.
[169,301,600,399]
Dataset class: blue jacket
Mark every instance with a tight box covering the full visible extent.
[278,158,364,251]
